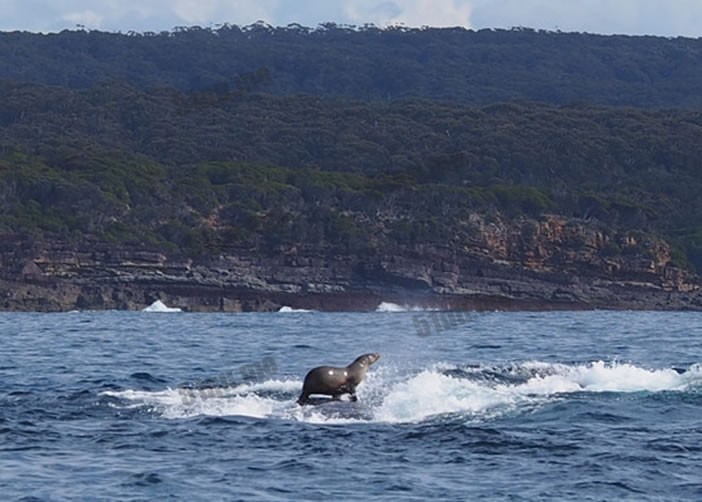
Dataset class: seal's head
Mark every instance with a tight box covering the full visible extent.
[351,353,381,368]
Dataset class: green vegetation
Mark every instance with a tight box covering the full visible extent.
[1,27,702,271]
[2,25,702,107]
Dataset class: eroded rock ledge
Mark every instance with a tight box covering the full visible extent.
[1,215,700,312]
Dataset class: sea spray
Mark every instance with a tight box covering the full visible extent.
[105,360,699,424]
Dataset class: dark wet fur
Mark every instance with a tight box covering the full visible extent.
[297,353,380,405]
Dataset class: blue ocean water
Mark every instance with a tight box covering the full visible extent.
[1,308,701,501]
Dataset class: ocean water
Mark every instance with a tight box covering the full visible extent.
[1,308,701,501]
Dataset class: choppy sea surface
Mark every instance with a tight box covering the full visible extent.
[1,308,701,501]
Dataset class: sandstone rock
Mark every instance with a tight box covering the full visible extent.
[0,214,700,311]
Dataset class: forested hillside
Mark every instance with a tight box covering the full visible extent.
[1,25,702,310]
[1,24,702,107]
[1,81,702,270]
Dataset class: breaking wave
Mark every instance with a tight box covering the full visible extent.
[103,361,702,424]
[375,302,437,313]
[278,306,315,313]
[142,300,182,313]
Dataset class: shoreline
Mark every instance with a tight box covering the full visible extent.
[1,280,700,313]
[2,241,701,313]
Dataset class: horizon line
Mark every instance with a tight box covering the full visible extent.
[0,21,699,40]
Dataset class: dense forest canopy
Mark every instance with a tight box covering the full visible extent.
[1,24,702,107]
[1,80,702,270]
[1,23,702,280]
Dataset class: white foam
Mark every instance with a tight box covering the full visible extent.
[278,306,314,313]
[531,360,686,393]
[103,361,702,424]
[373,361,698,423]
[164,394,278,419]
[374,369,516,422]
[375,302,437,313]
[142,300,182,313]
[102,378,299,419]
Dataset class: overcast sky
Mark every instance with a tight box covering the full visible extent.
[1,0,701,37]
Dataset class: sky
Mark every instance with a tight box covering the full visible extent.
[0,0,701,38]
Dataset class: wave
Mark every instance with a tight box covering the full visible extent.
[102,361,702,424]
[142,300,182,313]
[375,302,437,313]
[278,306,315,313]
[103,379,300,419]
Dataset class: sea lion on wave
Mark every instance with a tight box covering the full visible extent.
[297,353,380,406]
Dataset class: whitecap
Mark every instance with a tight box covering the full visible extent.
[142,300,182,313]
[102,379,301,419]
[103,361,699,424]
[278,306,314,313]
[372,360,695,423]
[375,302,437,313]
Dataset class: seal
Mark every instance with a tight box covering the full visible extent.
[297,353,381,405]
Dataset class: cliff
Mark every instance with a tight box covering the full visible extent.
[2,61,702,308]
[2,214,699,312]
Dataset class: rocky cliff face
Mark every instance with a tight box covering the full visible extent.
[1,214,700,312]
